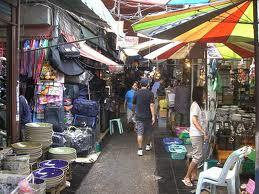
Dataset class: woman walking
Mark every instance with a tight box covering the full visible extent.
[182,87,208,187]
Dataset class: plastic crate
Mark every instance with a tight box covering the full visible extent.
[242,159,255,175]
[169,144,187,160]
[162,137,183,152]
[183,138,191,145]
[175,127,188,136]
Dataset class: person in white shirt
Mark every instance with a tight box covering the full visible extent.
[182,87,208,187]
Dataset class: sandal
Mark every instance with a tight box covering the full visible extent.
[182,178,193,187]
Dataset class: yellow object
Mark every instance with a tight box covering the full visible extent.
[159,99,168,110]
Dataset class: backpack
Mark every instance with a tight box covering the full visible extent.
[72,97,99,117]
[44,104,65,132]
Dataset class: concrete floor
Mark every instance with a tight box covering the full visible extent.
[62,118,229,194]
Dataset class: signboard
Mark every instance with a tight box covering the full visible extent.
[116,36,139,50]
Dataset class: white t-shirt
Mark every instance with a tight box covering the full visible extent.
[189,101,207,137]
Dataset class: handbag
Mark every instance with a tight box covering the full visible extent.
[49,46,84,76]
[58,44,80,58]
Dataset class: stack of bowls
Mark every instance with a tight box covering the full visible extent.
[231,114,242,121]
[32,167,64,189]
[29,178,46,194]
[39,159,69,174]
[25,123,53,151]
[11,142,42,162]
[48,147,77,163]
[2,154,30,175]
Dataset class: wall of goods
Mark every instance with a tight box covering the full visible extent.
[211,59,256,168]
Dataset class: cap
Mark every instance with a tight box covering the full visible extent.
[140,78,149,86]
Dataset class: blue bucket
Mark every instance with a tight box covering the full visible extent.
[163,137,183,152]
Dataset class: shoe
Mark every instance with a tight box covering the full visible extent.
[145,144,152,151]
[137,149,143,156]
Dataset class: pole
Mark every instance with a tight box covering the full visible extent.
[21,36,101,53]
[254,1,259,193]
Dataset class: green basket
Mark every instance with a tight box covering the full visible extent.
[183,138,191,145]
[248,150,256,162]
[169,144,187,160]
[242,159,255,175]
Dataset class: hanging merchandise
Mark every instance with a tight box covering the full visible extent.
[72,97,99,117]
[249,59,255,87]
[213,72,222,92]
[40,63,57,80]
[65,71,94,85]
[44,104,65,133]
[49,36,84,76]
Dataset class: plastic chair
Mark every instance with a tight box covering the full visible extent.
[109,119,123,135]
[195,146,249,194]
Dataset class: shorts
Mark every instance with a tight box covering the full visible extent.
[190,136,204,164]
[127,108,134,123]
[135,119,154,136]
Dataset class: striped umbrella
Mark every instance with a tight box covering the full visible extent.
[141,41,253,59]
[128,0,216,5]
[132,0,253,43]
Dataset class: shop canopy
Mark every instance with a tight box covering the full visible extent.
[142,41,254,59]
[132,0,253,43]
[63,33,122,72]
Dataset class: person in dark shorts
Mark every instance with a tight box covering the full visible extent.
[133,79,156,156]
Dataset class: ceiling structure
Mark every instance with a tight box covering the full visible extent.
[102,0,183,35]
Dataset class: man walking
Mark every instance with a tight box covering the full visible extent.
[133,79,155,156]
[124,81,138,130]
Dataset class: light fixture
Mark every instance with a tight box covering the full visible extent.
[185,58,191,68]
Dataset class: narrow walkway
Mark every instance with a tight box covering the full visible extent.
[75,131,158,194]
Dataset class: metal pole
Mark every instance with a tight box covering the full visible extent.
[21,36,101,53]
[253,0,259,193]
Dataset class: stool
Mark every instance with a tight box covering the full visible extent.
[109,119,123,134]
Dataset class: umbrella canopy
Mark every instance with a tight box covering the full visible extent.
[127,0,216,5]
[142,41,253,59]
[132,0,253,43]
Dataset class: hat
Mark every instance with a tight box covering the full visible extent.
[140,78,149,86]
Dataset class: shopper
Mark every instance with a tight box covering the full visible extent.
[174,80,190,126]
[182,87,208,187]
[124,81,138,127]
[19,87,32,140]
[133,78,156,156]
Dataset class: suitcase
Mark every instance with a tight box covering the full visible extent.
[73,114,97,129]
[72,97,99,117]
[44,104,65,132]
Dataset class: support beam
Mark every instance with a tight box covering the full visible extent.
[254,0,259,193]
[7,3,18,144]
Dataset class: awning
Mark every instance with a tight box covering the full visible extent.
[63,33,122,72]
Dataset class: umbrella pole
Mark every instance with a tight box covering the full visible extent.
[204,47,208,110]
[254,0,259,192]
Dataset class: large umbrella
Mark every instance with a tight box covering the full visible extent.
[132,0,253,43]
[128,0,216,5]
[141,41,253,59]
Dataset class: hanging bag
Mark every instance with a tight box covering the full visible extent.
[49,35,84,76]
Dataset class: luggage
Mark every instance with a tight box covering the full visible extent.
[73,114,97,129]
[44,104,65,132]
[58,44,80,58]
[64,84,79,99]
[72,97,99,117]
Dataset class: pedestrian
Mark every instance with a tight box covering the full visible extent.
[19,87,32,141]
[182,87,208,187]
[133,78,156,156]
[124,81,139,130]
[174,80,190,126]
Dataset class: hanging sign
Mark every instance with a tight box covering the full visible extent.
[116,36,139,50]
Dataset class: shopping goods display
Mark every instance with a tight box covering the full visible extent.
[162,137,183,152]
[32,167,64,189]
[11,142,42,163]
[39,159,69,173]
[72,97,99,117]
[48,147,77,163]
[25,123,53,150]
[44,105,64,132]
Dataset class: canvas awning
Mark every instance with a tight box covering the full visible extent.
[63,32,122,72]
